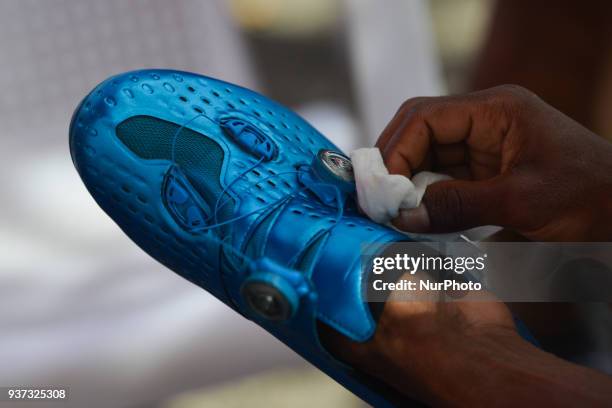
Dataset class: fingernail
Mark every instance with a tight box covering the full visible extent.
[392,205,431,232]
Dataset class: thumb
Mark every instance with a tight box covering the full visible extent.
[392,178,509,233]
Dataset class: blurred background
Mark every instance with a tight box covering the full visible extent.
[0,0,611,407]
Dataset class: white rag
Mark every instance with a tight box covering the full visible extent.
[350,148,451,224]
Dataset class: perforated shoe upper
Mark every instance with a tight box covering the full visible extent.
[70,69,410,343]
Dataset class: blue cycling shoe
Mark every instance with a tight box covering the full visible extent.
[70,69,534,406]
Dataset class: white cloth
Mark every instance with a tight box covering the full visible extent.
[350,148,451,224]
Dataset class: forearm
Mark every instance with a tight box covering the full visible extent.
[428,332,612,407]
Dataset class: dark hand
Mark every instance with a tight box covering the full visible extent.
[321,279,612,406]
[375,85,612,241]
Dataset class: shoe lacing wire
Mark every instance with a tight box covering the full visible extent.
[169,113,345,272]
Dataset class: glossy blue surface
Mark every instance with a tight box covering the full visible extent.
[70,69,413,407]
[70,69,536,407]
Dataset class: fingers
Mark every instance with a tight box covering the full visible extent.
[375,97,429,153]
[374,88,517,177]
[433,143,468,168]
[372,86,542,233]
[392,178,510,233]
[377,96,477,176]
[316,320,373,370]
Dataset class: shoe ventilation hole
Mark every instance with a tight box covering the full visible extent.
[292,209,303,215]
[267,180,276,187]
[144,214,154,223]
[347,222,356,227]
[136,194,147,204]
[121,184,131,193]
[256,196,266,204]
[252,170,261,177]
[142,84,154,94]
[106,73,327,171]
